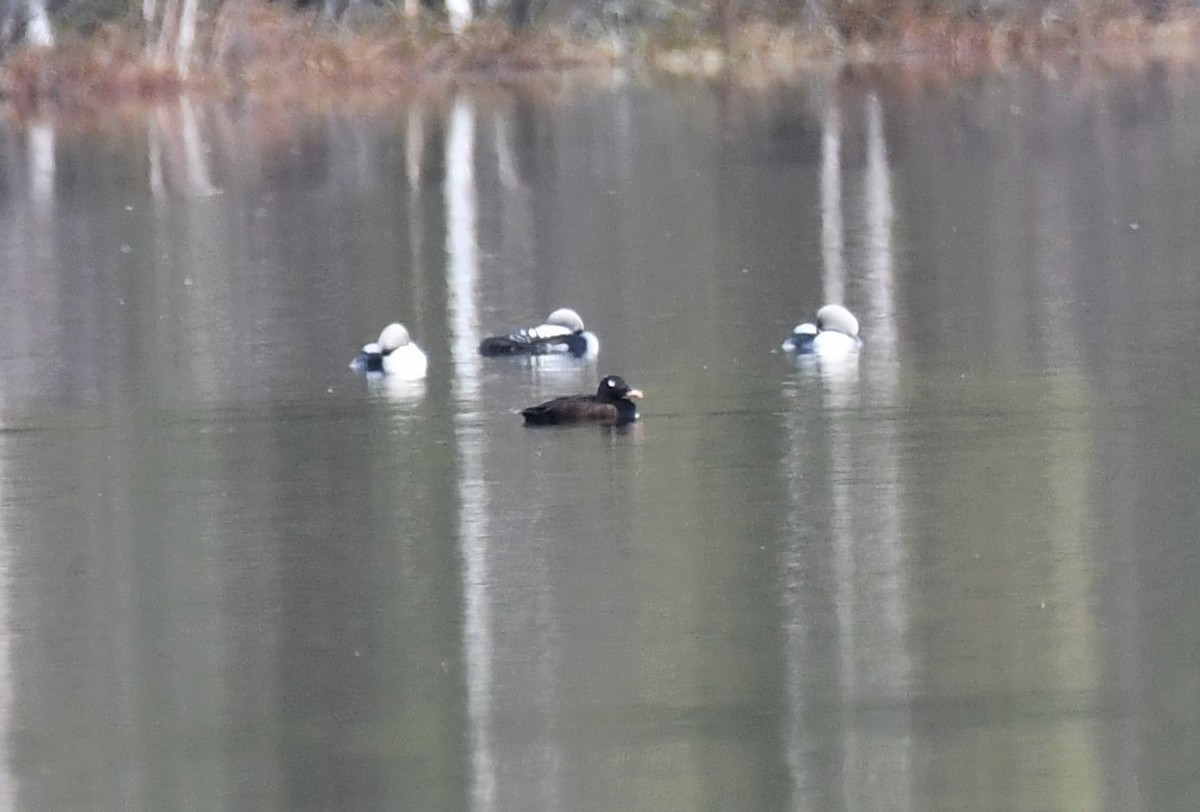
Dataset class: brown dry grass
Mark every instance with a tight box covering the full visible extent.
[2,0,1200,114]
[0,3,618,114]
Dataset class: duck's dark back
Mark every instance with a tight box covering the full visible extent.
[521,395,636,426]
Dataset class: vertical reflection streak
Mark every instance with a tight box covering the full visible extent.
[842,91,911,810]
[149,111,165,200]
[0,440,14,809]
[178,97,218,196]
[406,102,427,333]
[821,91,857,804]
[446,96,494,812]
[864,95,897,374]
[827,351,858,812]
[780,81,853,810]
[779,463,815,812]
[28,122,55,211]
[821,94,845,306]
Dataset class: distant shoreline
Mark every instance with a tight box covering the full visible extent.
[2,2,1198,114]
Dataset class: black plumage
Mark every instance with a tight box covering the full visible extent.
[479,330,591,357]
[479,308,597,358]
[521,375,644,426]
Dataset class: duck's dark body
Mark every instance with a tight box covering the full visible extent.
[480,330,591,357]
[521,394,639,425]
[521,375,643,426]
[479,308,598,358]
[352,347,389,373]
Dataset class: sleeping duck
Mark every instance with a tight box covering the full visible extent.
[521,375,643,426]
[782,304,861,356]
[479,308,599,358]
[350,323,428,380]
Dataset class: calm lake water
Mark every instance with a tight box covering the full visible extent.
[1,66,1199,810]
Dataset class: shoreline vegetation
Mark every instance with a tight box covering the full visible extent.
[2,1,1200,113]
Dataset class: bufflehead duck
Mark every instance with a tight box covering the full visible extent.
[479,308,599,358]
[350,323,428,380]
[782,304,861,356]
[521,375,643,425]
[782,322,819,354]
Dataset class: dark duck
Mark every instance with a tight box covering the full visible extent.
[479,308,599,358]
[521,375,644,426]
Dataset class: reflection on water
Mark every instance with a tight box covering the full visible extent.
[2,67,1200,810]
[365,374,427,405]
[444,95,498,812]
[779,86,908,811]
[0,435,12,809]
